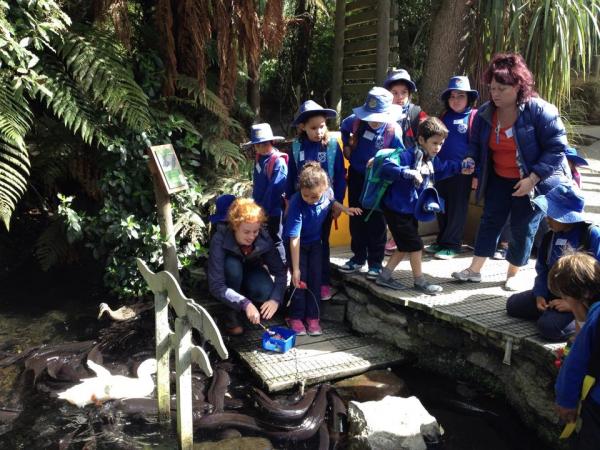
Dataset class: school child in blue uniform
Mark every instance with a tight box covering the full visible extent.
[375,117,464,295]
[287,100,346,300]
[339,87,404,280]
[548,253,600,449]
[427,76,479,260]
[284,162,361,336]
[247,123,288,257]
[506,185,600,341]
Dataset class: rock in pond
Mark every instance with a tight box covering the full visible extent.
[193,436,273,450]
[333,369,409,402]
[347,395,442,450]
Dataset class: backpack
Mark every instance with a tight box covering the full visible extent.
[359,147,404,221]
[256,149,289,181]
[350,119,396,152]
[291,133,343,181]
[540,221,598,266]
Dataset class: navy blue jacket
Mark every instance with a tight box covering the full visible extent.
[207,224,287,311]
[467,98,570,201]
[286,138,347,203]
[252,152,288,217]
[381,146,461,215]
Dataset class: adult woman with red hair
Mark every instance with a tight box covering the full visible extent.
[452,53,571,290]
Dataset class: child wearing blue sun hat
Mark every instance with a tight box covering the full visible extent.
[506,184,600,341]
[338,87,404,280]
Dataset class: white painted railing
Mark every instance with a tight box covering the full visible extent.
[136,258,228,450]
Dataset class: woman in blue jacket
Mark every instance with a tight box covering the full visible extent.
[453,53,570,290]
[207,198,287,336]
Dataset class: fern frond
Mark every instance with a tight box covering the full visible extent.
[202,137,244,169]
[55,30,153,132]
[175,75,230,121]
[34,218,72,271]
[150,108,201,136]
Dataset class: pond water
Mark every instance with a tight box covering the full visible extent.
[0,268,551,449]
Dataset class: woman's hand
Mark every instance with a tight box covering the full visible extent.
[512,174,537,197]
[471,177,478,190]
[292,269,302,288]
[461,157,475,175]
[260,300,279,320]
[366,157,374,168]
[245,303,261,324]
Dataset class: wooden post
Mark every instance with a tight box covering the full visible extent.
[375,0,390,85]
[150,173,180,282]
[175,318,193,450]
[155,291,171,422]
[331,0,346,125]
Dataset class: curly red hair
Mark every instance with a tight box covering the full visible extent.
[227,198,266,230]
[483,53,536,104]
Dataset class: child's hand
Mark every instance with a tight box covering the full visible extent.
[548,298,572,312]
[260,300,279,320]
[414,172,423,186]
[536,296,548,312]
[292,269,302,288]
[245,303,261,324]
[555,404,577,423]
[471,177,478,190]
[346,207,363,216]
[332,202,343,218]
[461,157,475,175]
[366,157,375,168]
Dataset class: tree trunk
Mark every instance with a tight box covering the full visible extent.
[419,0,471,115]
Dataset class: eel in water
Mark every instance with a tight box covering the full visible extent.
[327,388,347,449]
[251,386,318,421]
[207,368,230,413]
[195,384,331,442]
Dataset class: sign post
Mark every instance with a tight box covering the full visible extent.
[147,142,188,282]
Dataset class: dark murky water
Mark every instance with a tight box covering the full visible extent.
[0,268,551,449]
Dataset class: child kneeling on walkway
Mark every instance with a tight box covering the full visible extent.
[284,162,361,335]
[375,117,465,295]
[549,252,600,449]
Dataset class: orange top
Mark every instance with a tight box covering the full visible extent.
[489,112,520,179]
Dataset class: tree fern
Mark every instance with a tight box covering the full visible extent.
[56,30,153,132]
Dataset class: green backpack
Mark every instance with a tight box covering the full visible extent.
[359,147,404,221]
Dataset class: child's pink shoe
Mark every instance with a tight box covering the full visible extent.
[305,318,322,336]
[385,238,397,255]
[320,285,332,301]
[286,318,306,336]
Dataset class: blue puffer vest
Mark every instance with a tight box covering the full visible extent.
[467,98,570,201]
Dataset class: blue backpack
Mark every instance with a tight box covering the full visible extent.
[359,147,404,221]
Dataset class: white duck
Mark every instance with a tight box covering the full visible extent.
[57,358,157,408]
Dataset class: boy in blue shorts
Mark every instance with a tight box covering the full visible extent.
[549,252,600,449]
[375,117,465,294]
[339,87,404,279]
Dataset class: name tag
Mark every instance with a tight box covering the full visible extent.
[453,119,464,124]
[555,238,568,246]
[299,151,305,161]
[363,130,376,141]
[505,127,514,138]
[255,163,262,173]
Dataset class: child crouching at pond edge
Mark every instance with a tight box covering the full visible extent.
[549,252,600,448]
[376,117,466,295]
[284,161,362,336]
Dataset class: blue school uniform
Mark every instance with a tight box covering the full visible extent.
[253,151,288,254]
[434,108,476,252]
[284,189,334,320]
[339,115,403,269]
[381,146,461,216]
[507,224,600,341]
[286,137,346,287]
[555,301,600,416]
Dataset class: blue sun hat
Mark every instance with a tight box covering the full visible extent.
[210,194,236,224]
[383,68,417,92]
[353,87,403,123]
[565,147,589,167]
[532,184,585,224]
[415,187,445,222]
[441,76,479,102]
[292,100,337,126]
[243,123,284,146]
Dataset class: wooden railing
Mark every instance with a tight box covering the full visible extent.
[137,258,228,450]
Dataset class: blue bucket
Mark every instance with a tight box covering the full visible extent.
[261,326,296,353]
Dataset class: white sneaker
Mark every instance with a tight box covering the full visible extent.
[504,276,520,291]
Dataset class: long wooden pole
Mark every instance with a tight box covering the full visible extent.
[331,0,346,126]
[375,0,390,85]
